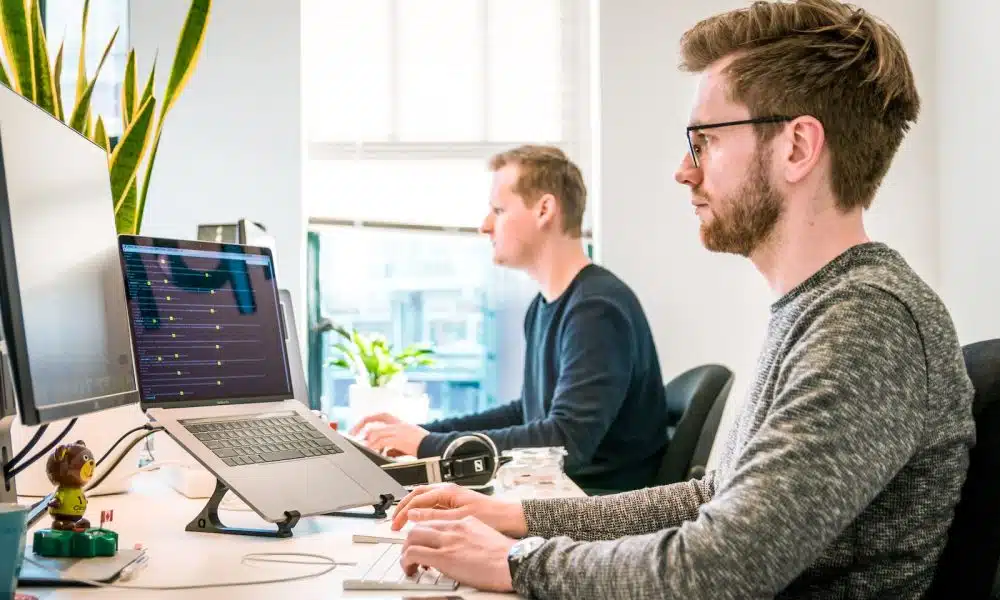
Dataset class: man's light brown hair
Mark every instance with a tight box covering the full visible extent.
[488,145,587,238]
[680,0,920,211]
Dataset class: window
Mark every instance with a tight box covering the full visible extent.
[43,0,129,139]
[302,0,592,426]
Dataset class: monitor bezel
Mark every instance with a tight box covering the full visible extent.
[0,112,140,426]
[117,234,294,412]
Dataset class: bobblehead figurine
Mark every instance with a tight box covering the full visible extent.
[45,440,95,531]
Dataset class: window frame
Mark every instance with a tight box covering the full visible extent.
[303,0,594,415]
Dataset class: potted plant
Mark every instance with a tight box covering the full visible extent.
[322,322,435,425]
[0,0,211,235]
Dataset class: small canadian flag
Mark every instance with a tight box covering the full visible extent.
[100,509,114,528]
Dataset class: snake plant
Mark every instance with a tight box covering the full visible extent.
[0,0,211,235]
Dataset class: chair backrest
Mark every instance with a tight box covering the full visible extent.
[927,338,1000,599]
[652,363,734,486]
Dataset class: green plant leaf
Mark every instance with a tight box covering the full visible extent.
[160,0,210,117]
[110,94,155,217]
[51,39,64,121]
[328,358,350,370]
[114,181,138,235]
[92,115,109,153]
[138,53,156,108]
[121,49,136,128]
[74,0,90,106]
[28,0,56,115]
[0,0,35,99]
[68,27,118,134]
[135,0,211,235]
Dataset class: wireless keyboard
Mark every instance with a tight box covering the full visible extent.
[342,542,459,592]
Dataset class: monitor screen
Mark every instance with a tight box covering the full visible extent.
[0,83,138,426]
[118,237,293,408]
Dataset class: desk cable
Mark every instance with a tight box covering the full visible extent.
[21,552,355,590]
[4,418,77,482]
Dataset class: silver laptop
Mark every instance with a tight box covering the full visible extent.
[117,235,406,524]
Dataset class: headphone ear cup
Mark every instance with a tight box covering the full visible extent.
[441,433,500,486]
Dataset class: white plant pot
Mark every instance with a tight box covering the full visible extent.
[348,383,430,427]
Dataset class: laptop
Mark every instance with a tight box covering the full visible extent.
[117,235,407,524]
[278,288,394,467]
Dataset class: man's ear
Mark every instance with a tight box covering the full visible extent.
[535,193,557,228]
[782,116,825,184]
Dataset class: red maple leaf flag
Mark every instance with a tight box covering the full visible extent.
[100,509,114,528]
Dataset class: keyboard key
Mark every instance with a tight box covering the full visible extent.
[259,449,304,462]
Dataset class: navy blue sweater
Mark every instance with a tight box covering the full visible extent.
[417,264,668,492]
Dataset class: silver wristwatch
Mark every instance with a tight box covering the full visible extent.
[507,536,546,581]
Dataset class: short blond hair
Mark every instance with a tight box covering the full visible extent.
[680,0,920,210]
[488,145,586,238]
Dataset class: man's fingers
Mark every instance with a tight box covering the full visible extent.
[391,488,453,530]
[400,545,442,577]
[404,523,451,550]
[408,507,467,523]
[365,426,398,449]
[348,414,382,435]
[349,412,395,435]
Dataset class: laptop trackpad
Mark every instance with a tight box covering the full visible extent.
[232,456,378,519]
[305,456,374,511]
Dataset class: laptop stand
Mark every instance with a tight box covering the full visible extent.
[187,478,301,538]
[325,493,395,520]
[186,478,397,538]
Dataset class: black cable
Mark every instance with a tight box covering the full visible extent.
[94,424,153,467]
[85,426,163,492]
[4,417,77,481]
[4,423,48,473]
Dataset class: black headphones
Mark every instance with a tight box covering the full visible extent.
[439,432,504,488]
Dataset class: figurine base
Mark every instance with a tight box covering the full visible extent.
[32,528,118,558]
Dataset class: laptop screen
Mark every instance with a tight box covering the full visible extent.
[118,236,292,407]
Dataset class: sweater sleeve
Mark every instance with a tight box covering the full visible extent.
[522,472,716,541]
[419,399,524,435]
[513,287,930,599]
[417,297,635,464]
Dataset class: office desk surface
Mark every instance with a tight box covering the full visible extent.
[18,471,584,600]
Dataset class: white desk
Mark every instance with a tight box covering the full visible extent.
[17,471,584,600]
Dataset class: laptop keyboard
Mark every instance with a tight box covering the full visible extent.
[181,414,342,467]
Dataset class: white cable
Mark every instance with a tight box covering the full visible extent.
[21,552,355,591]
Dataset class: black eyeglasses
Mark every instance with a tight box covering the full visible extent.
[686,116,794,168]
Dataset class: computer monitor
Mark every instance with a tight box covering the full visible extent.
[238,219,277,263]
[0,83,140,501]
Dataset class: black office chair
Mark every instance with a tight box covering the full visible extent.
[926,339,1000,599]
[652,363,734,486]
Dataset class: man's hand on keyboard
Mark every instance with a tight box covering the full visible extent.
[401,516,516,593]
[350,413,428,456]
[391,483,528,538]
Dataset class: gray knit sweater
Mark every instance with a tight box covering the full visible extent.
[513,243,976,599]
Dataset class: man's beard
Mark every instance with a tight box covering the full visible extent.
[699,149,783,257]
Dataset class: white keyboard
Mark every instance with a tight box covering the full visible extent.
[343,543,459,591]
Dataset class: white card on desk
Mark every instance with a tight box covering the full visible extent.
[353,533,406,544]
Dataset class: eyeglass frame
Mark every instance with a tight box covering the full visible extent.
[685,116,795,168]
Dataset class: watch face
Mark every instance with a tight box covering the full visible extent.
[513,536,545,560]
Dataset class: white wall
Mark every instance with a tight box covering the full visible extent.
[593,0,939,466]
[938,0,1000,345]
[128,0,306,334]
